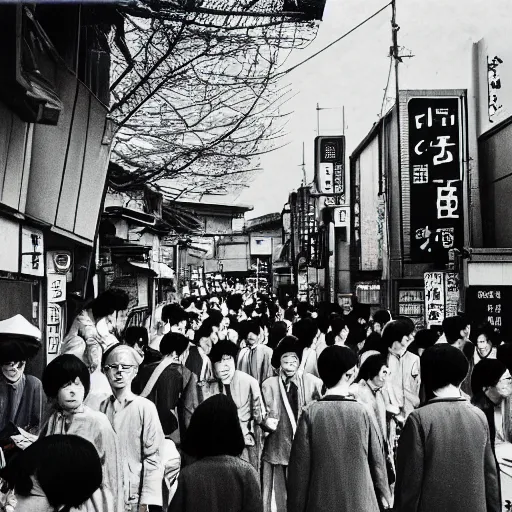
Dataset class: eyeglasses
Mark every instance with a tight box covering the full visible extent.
[103,364,135,373]
[1,362,24,369]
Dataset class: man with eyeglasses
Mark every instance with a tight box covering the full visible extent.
[99,344,165,512]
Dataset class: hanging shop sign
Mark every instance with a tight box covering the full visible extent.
[20,227,44,277]
[46,303,63,361]
[408,97,464,263]
[424,271,460,328]
[47,274,67,303]
[333,206,350,227]
[314,136,345,204]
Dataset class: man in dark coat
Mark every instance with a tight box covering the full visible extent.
[133,332,198,445]
[394,344,500,512]
[287,345,391,512]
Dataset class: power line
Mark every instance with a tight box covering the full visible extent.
[380,56,393,117]
[276,2,393,77]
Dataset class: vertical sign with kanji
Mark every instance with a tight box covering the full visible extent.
[314,136,345,206]
[408,97,464,262]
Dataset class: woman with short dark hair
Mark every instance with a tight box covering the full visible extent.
[169,394,262,512]
[288,346,392,511]
[5,434,102,512]
[41,355,123,512]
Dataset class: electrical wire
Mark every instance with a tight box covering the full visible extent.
[380,55,393,117]
[276,2,393,77]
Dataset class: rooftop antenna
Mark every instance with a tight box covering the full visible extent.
[300,141,307,185]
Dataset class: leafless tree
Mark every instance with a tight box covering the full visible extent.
[107,0,322,197]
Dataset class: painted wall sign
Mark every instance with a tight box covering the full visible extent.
[409,97,464,263]
[465,286,512,340]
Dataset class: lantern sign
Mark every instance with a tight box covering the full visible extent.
[315,136,345,203]
[408,97,464,263]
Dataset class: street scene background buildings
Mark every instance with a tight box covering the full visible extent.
[0,0,511,375]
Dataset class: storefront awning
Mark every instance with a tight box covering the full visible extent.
[127,261,157,276]
[156,262,175,279]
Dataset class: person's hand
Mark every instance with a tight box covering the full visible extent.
[244,433,255,446]
[138,505,149,512]
[265,418,279,431]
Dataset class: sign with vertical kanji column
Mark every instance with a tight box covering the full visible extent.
[408,97,464,262]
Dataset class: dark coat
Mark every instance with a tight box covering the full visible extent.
[133,362,198,442]
[0,374,44,433]
[394,397,500,512]
[169,455,263,512]
[287,395,391,512]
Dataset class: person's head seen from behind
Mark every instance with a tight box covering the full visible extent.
[421,344,469,401]
[317,345,358,393]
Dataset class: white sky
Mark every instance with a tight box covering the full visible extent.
[230,0,512,218]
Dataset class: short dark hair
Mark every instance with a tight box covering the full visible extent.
[293,318,319,348]
[181,394,245,458]
[90,288,129,319]
[330,315,348,336]
[42,355,91,399]
[181,297,193,310]
[124,326,149,349]
[357,354,388,382]
[372,309,392,327]
[354,304,371,323]
[159,332,189,357]
[162,304,188,326]
[187,312,200,325]
[5,434,102,510]
[268,321,288,350]
[207,310,224,328]
[297,301,311,319]
[414,329,439,350]
[421,345,469,396]
[381,320,413,349]
[497,343,512,373]
[442,315,469,345]
[209,340,238,365]
[471,359,507,396]
[284,307,296,322]
[194,322,215,345]
[317,345,357,388]
[359,332,386,356]
[226,294,243,312]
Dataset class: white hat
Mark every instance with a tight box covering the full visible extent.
[0,315,41,340]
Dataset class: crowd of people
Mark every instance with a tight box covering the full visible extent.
[0,287,510,511]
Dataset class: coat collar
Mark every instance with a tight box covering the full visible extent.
[320,394,357,402]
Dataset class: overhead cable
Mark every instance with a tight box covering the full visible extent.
[276,2,393,77]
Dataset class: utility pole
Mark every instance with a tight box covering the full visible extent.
[391,0,405,298]
[316,103,320,136]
